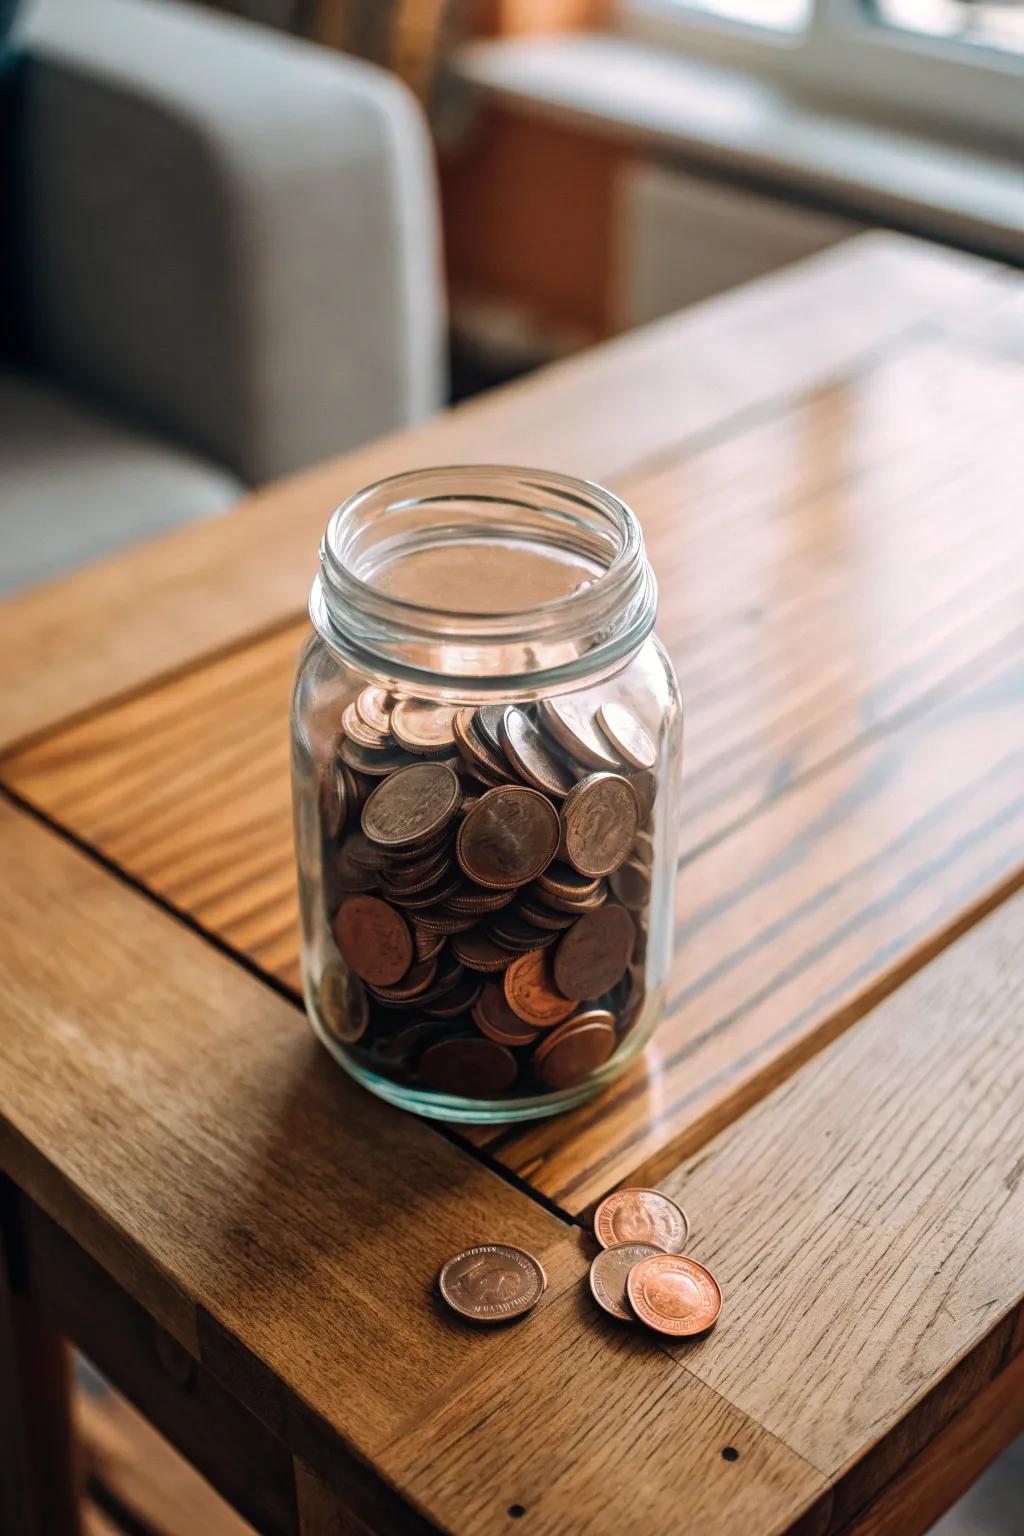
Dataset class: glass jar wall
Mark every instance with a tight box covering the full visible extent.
[291,467,682,1122]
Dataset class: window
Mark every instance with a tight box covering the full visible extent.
[873,0,1024,56]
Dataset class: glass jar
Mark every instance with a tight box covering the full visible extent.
[291,467,682,1123]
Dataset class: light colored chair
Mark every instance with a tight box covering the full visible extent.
[0,0,446,593]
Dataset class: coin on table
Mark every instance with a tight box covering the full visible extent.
[596,701,657,771]
[540,695,623,771]
[589,1242,663,1322]
[504,948,578,1028]
[500,706,576,797]
[625,1254,721,1336]
[553,903,636,999]
[560,772,639,878]
[473,983,542,1047]
[419,1036,518,1097]
[317,962,369,1044]
[390,699,459,754]
[361,761,462,850]
[332,895,413,986]
[456,785,560,890]
[356,685,393,735]
[532,1013,616,1090]
[593,1187,689,1253]
[438,1243,547,1324]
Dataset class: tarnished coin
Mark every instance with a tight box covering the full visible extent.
[536,865,600,901]
[342,701,390,750]
[473,984,542,1047]
[413,927,446,963]
[456,786,560,890]
[422,973,483,1017]
[438,1243,547,1324]
[489,914,558,952]
[609,858,651,908]
[500,707,575,797]
[589,1242,663,1322]
[626,1254,721,1336]
[332,895,412,986]
[453,707,516,785]
[540,695,623,771]
[317,962,369,1044]
[561,772,639,878]
[515,898,576,932]
[419,1036,518,1097]
[593,1188,689,1253]
[445,882,516,916]
[553,904,635,999]
[340,738,415,777]
[504,948,578,1028]
[596,701,657,771]
[532,1015,616,1091]
[474,704,508,757]
[390,699,459,754]
[630,769,656,828]
[453,931,515,972]
[367,957,437,1002]
[356,685,393,734]
[362,761,462,849]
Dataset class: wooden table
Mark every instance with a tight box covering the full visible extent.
[2,233,1023,1536]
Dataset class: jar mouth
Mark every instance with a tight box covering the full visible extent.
[311,465,657,693]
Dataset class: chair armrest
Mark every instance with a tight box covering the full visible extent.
[13,0,446,483]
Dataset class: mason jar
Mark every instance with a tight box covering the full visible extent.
[291,466,682,1123]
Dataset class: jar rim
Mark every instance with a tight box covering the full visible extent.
[311,465,657,692]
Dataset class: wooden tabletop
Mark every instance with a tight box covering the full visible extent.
[2,233,1023,1536]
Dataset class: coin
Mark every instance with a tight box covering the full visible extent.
[380,871,462,910]
[453,930,515,972]
[609,858,651,908]
[472,984,542,1047]
[561,772,639,878]
[340,738,415,777]
[413,928,446,963]
[553,904,635,998]
[596,701,657,771]
[422,972,482,1017]
[362,761,462,849]
[342,701,391,750]
[332,895,413,986]
[317,962,369,1044]
[536,865,600,901]
[453,706,512,781]
[540,695,623,771]
[318,760,347,842]
[500,707,576,797]
[625,1254,722,1337]
[419,1036,518,1097]
[390,700,459,754]
[367,957,437,1002]
[438,1244,547,1324]
[593,1188,689,1253]
[356,685,393,734]
[456,786,560,890]
[630,769,656,827]
[503,948,578,1027]
[589,1242,663,1322]
[514,898,576,932]
[445,882,516,916]
[532,1015,616,1090]
[474,704,507,756]
[489,914,558,952]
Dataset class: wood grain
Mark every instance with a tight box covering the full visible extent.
[6,330,1023,1211]
[650,887,1024,1521]
[0,235,1002,752]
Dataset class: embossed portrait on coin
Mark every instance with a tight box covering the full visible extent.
[456,1256,523,1305]
[646,1270,702,1319]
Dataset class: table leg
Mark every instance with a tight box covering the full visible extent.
[0,1207,81,1536]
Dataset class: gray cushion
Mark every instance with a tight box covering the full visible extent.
[0,370,243,593]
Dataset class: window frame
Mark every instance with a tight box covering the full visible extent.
[619,0,1024,145]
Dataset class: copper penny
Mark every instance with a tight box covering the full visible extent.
[536,865,600,901]
[422,973,482,1017]
[381,871,462,910]
[453,931,515,973]
[390,699,459,754]
[419,1036,518,1097]
[456,786,560,890]
[342,701,390,750]
[553,904,635,998]
[515,899,576,932]
[453,706,514,781]
[532,1016,616,1091]
[609,858,651,909]
[504,948,578,1028]
[540,695,623,771]
[561,772,639,878]
[445,882,516,916]
[438,1244,546,1324]
[382,848,452,891]
[316,962,369,1044]
[332,895,412,986]
[626,1254,722,1336]
[596,701,657,771]
[630,770,656,827]
[489,915,558,952]
[593,1188,689,1253]
[411,905,479,935]
[362,761,462,849]
[339,738,415,777]
[367,957,437,1002]
[473,984,541,1047]
[413,928,446,963]
[356,685,392,734]
[589,1242,663,1322]
[500,706,575,797]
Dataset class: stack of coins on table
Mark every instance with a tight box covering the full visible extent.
[436,1188,722,1336]
[314,685,659,1100]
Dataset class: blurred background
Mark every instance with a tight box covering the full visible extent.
[1,0,1022,1531]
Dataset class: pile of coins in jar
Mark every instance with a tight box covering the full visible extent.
[437,1188,722,1336]
[316,685,658,1100]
